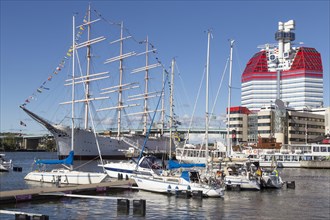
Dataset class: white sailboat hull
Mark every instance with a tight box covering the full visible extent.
[100,162,157,179]
[261,175,283,189]
[132,175,224,197]
[0,164,10,172]
[24,169,108,185]
[225,175,260,190]
[100,155,163,179]
[0,155,12,172]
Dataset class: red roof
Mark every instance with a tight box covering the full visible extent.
[227,106,251,114]
[241,47,323,83]
[290,47,323,71]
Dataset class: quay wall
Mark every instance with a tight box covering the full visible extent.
[300,161,330,169]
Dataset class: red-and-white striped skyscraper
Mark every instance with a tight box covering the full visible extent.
[241,20,324,111]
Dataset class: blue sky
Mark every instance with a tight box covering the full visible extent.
[1,0,329,135]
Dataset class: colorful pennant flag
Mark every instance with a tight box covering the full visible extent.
[20,15,88,107]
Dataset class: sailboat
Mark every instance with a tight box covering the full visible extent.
[24,151,107,184]
[100,155,163,179]
[220,40,261,190]
[175,30,212,164]
[24,13,107,185]
[223,161,261,190]
[20,5,172,160]
[131,35,225,198]
[175,31,229,165]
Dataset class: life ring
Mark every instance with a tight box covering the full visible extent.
[253,149,258,154]
[248,150,252,154]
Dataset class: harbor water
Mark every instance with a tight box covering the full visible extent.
[1,152,329,219]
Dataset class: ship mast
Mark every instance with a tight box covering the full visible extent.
[117,22,125,136]
[98,22,139,134]
[84,4,92,130]
[129,37,161,135]
[62,6,109,130]
[85,5,91,129]
[142,36,150,135]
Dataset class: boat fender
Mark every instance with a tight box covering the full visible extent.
[55,176,61,187]
[175,186,179,196]
[286,181,295,189]
[13,166,23,172]
[167,185,172,193]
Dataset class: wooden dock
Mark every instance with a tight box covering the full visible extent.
[0,180,135,205]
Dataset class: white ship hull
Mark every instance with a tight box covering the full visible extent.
[243,144,330,168]
[259,161,301,168]
[19,107,171,160]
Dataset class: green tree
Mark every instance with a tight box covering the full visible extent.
[40,135,56,151]
[0,133,18,151]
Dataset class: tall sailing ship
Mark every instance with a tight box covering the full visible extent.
[21,5,173,159]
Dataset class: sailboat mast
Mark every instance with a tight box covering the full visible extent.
[71,15,76,170]
[226,40,235,157]
[117,22,124,137]
[161,68,166,136]
[84,4,92,130]
[205,30,211,164]
[143,36,150,135]
[169,58,175,159]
